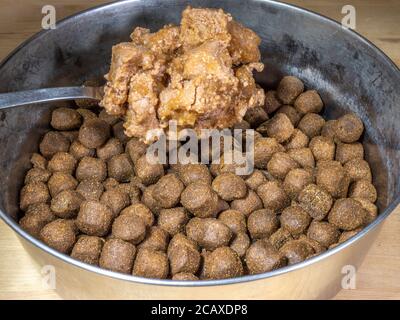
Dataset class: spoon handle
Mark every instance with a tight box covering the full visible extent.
[0,86,103,110]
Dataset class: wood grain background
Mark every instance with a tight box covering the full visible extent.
[0,0,399,300]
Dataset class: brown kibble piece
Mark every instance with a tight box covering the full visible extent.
[113,121,130,144]
[76,108,97,121]
[231,190,263,216]
[97,138,123,161]
[298,184,333,220]
[24,167,51,184]
[267,152,299,179]
[212,173,247,201]
[48,152,77,174]
[141,185,163,216]
[283,168,313,199]
[280,205,311,236]
[78,118,110,148]
[30,153,47,169]
[298,234,326,254]
[100,188,130,217]
[294,90,323,114]
[186,217,232,251]
[321,120,337,139]
[133,248,169,279]
[349,179,377,203]
[76,156,107,182]
[126,138,148,164]
[40,131,70,159]
[264,90,281,113]
[71,235,103,265]
[258,113,294,143]
[248,209,279,239]
[76,200,113,236]
[112,211,147,244]
[230,232,250,258]
[328,198,367,231]
[269,228,293,250]
[76,179,104,201]
[168,233,200,275]
[172,273,199,281]
[20,182,50,210]
[51,107,82,130]
[276,105,302,126]
[181,181,219,218]
[218,210,247,235]
[353,198,378,225]
[307,221,340,248]
[298,113,325,138]
[176,164,212,186]
[69,140,95,160]
[103,177,120,190]
[134,155,164,185]
[108,153,134,182]
[120,203,154,227]
[158,207,189,236]
[40,219,76,253]
[245,170,266,190]
[335,142,364,164]
[309,136,335,161]
[203,247,243,280]
[316,161,350,198]
[285,129,309,150]
[61,132,79,144]
[338,229,361,244]
[51,190,84,219]
[19,203,55,238]
[253,137,285,169]
[279,240,314,265]
[99,109,119,125]
[334,113,364,143]
[245,240,286,274]
[287,148,315,169]
[343,158,372,182]
[257,181,290,212]
[244,106,269,128]
[99,238,136,274]
[116,183,141,204]
[277,76,304,104]
[138,226,169,252]
[152,173,184,208]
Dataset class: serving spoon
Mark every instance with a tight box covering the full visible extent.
[0,86,104,110]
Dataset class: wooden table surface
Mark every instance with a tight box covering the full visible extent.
[0,0,399,300]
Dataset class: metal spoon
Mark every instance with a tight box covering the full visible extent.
[0,86,104,110]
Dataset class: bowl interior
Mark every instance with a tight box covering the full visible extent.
[0,0,399,234]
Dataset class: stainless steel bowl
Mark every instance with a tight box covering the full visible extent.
[0,0,399,299]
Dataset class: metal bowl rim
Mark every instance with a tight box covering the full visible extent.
[0,0,399,287]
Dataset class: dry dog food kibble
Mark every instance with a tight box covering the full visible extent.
[78,118,110,149]
[168,233,200,275]
[99,238,136,274]
[247,209,279,239]
[202,247,243,280]
[76,200,113,236]
[18,26,379,281]
[19,203,55,238]
[212,173,247,201]
[133,248,169,279]
[71,235,104,265]
[40,219,77,254]
[181,182,219,218]
[245,239,286,274]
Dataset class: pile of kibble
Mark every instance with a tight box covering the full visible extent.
[18,76,378,280]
